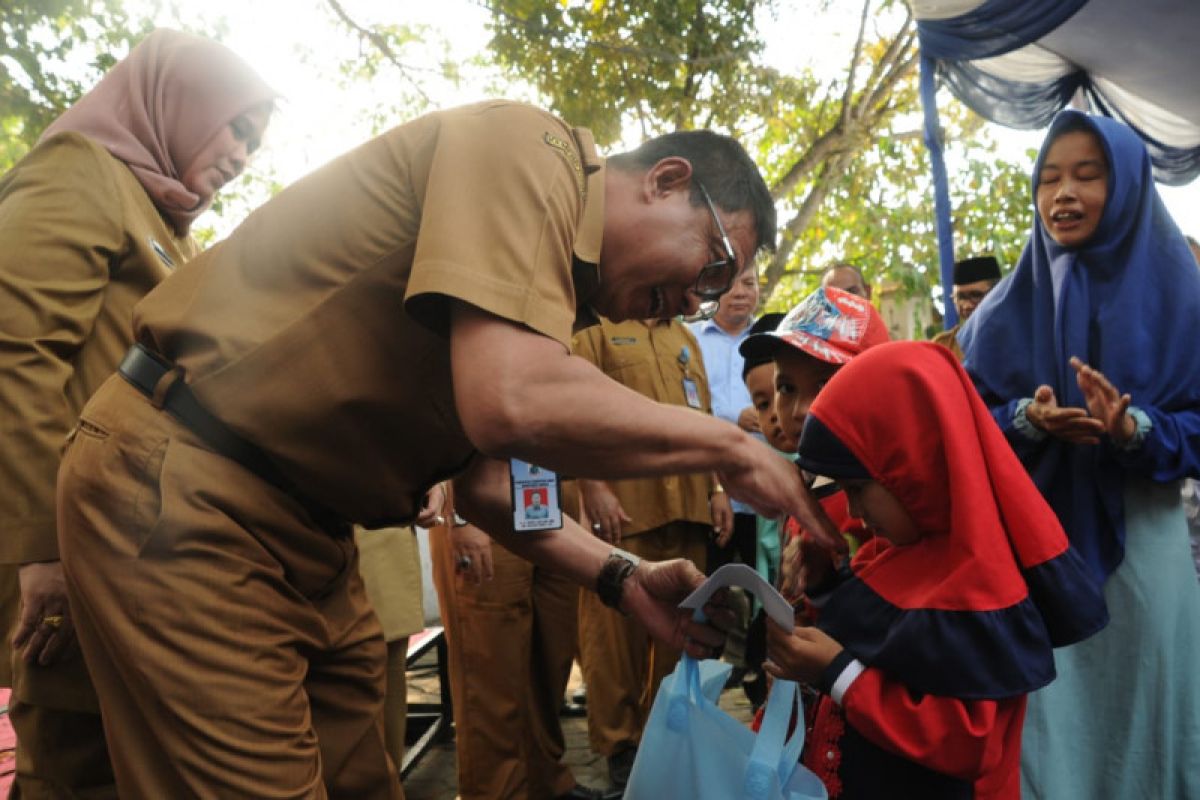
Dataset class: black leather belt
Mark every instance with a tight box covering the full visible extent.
[117,344,350,538]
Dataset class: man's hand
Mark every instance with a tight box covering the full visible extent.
[736,406,762,434]
[709,490,734,548]
[1025,384,1105,444]
[580,479,632,544]
[1071,356,1136,446]
[13,561,75,666]
[450,523,495,585]
[415,483,448,528]
[763,622,843,685]
[719,446,846,554]
[619,558,735,659]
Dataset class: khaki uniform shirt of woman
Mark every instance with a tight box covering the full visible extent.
[0,24,273,776]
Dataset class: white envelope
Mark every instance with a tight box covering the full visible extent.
[679,563,795,632]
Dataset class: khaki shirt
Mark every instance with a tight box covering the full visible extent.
[932,323,964,362]
[0,133,191,563]
[134,101,604,527]
[571,318,716,536]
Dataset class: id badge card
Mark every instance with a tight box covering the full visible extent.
[509,459,563,532]
[682,376,702,409]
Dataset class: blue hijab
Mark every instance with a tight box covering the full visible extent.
[960,110,1200,584]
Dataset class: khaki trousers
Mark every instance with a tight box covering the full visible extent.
[431,527,578,800]
[56,376,402,799]
[7,698,114,800]
[0,565,15,688]
[577,521,708,756]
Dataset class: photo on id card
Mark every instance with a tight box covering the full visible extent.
[510,458,563,531]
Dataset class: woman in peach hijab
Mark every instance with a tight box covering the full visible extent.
[0,28,274,796]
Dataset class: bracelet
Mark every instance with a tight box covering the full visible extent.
[596,548,641,612]
[452,512,469,528]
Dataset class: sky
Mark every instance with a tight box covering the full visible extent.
[147,0,1199,239]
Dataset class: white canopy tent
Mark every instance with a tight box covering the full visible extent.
[908,0,1200,323]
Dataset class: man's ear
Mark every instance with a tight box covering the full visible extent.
[642,156,693,201]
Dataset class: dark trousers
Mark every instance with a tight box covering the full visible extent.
[705,512,757,574]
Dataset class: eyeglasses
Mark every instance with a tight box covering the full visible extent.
[683,182,740,322]
[952,289,989,304]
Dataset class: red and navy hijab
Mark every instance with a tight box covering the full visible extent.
[797,341,1107,700]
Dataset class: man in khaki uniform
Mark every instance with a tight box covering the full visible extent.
[430,482,601,800]
[55,100,839,798]
[572,317,731,788]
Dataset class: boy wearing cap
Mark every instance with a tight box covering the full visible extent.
[738,286,890,601]
[932,255,1003,360]
[736,311,795,708]
[738,312,793,588]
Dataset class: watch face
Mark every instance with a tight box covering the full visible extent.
[597,551,639,611]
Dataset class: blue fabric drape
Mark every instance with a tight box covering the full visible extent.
[960,110,1200,585]
[1086,87,1200,187]
[917,0,1089,60]
[919,54,959,327]
[917,0,1088,328]
[936,60,1085,131]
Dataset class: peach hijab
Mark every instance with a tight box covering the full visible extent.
[39,28,275,234]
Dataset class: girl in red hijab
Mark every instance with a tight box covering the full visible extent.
[764,341,1106,799]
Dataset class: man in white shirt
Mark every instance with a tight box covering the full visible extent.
[687,263,762,695]
[688,263,762,570]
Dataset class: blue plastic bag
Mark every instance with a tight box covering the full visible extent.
[624,654,828,800]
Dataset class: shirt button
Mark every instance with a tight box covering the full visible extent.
[826,750,835,761]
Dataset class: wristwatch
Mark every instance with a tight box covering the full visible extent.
[596,547,641,612]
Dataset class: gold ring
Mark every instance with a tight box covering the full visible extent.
[40,614,64,630]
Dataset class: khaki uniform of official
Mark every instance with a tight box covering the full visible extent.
[55,101,605,798]
[431,483,582,800]
[571,319,716,756]
[932,324,964,361]
[0,133,191,797]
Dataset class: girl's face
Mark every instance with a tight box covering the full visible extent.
[1036,129,1109,249]
[837,478,920,545]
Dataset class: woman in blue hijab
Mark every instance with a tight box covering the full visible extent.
[960,110,1200,800]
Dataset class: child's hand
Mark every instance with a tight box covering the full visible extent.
[781,533,835,601]
[763,622,842,685]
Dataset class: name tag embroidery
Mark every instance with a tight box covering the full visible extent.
[543,132,586,200]
[149,237,175,268]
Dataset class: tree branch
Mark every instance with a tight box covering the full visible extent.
[840,0,872,127]
[325,0,432,104]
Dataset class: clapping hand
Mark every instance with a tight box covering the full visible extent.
[1025,384,1104,445]
[1070,356,1136,446]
